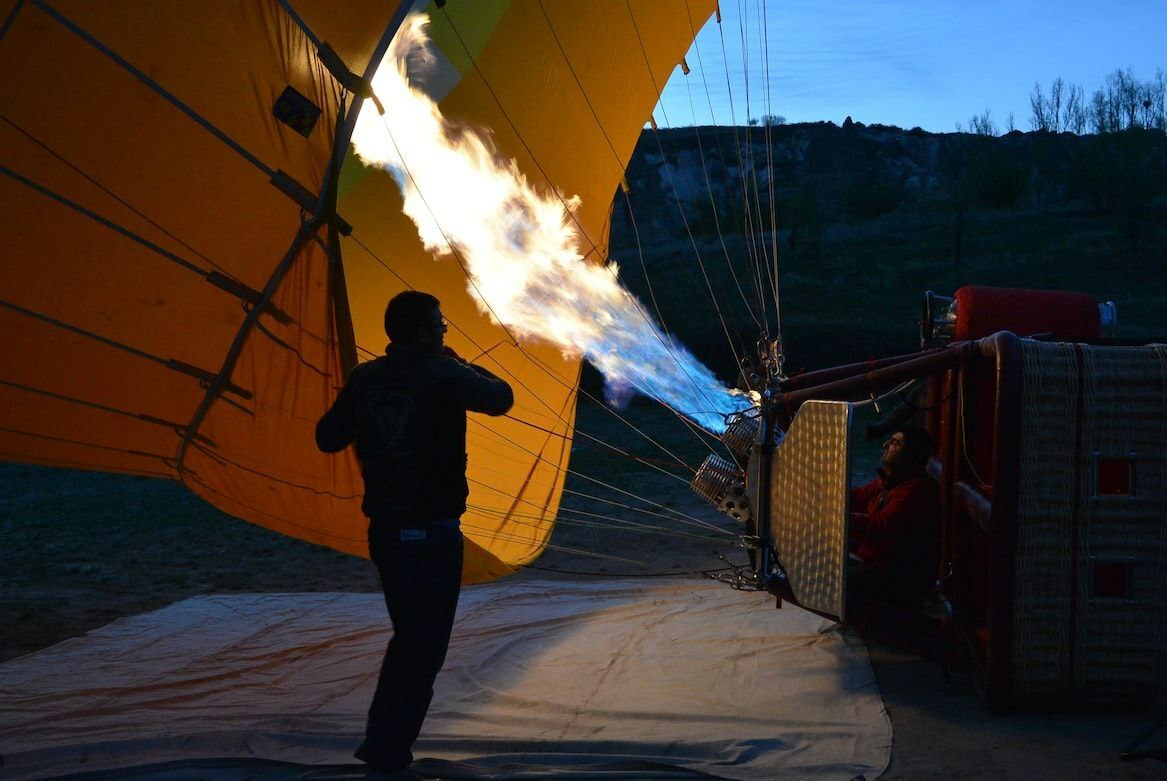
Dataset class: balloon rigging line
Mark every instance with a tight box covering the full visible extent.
[434,5,602,259]
[742,0,779,326]
[682,3,766,336]
[536,0,712,353]
[1,165,206,278]
[30,0,277,180]
[692,4,769,331]
[0,299,245,404]
[347,168,712,478]
[680,76,764,336]
[515,346,704,476]
[759,0,782,332]
[0,448,173,480]
[437,11,749,462]
[184,468,367,547]
[360,331,707,484]
[466,462,730,540]
[467,494,731,544]
[441,4,740,452]
[1,115,234,277]
[464,418,733,537]
[465,439,726,536]
[0,0,26,46]
[0,378,215,445]
[623,0,750,389]
[457,521,648,566]
[533,0,625,178]
[608,190,742,453]
[463,415,733,535]
[0,424,173,466]
[572,426,694,480]
[355,301,703,479]
[720,3,772,334]
[274,0,322,49]
[461,436,725,532]
[189,441,362,499]
[355,325,719,539]
[736,0,780,332]
[525,563,735,578]
[248,304,331,381]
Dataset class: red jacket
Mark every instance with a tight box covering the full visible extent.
[849,469,940,578]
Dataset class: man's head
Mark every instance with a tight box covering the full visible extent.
[881,425,933,476]
[384,291,446,354]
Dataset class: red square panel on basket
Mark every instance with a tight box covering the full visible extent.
[1097,458,1133,495]
[1093,562,1129,599]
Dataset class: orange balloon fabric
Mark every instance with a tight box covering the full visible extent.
[0,0,714,582]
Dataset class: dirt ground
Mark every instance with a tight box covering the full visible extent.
[1,455,1164,779]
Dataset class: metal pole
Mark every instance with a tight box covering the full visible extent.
[754,393,778,586]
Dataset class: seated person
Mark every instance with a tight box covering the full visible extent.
[847,426,941,612]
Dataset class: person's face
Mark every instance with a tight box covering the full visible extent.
[880,432,908,471]
[417,306,447,354]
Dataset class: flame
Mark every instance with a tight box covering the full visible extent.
[351,14,752,434]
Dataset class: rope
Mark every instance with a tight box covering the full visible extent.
[1,164,207,277]
[0,425,174,467]
[463,415,733,535]
[759,0,782,331]
[467,468,731,542]
[2,115,233,276]
[0,0,26,45]
[441,4,732,457]
[466,498,729,545]
[525,563,736,578]
[31,0,276,179]
[705,7,768,332]
[458,521,648,566]
[348,199,703,478]
[623,0,748,381]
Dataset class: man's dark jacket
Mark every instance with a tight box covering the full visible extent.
[315,344,514,526]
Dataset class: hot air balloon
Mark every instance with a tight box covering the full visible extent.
[0,0,719,583]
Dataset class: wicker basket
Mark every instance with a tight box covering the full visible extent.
[1011,341,1167,704]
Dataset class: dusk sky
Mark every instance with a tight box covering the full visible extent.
[655,0,1167,133]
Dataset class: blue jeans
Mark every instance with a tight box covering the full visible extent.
[356,522,463,771]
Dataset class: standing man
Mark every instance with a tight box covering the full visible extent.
[316,291,513,779]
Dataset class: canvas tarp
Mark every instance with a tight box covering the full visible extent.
[0,578,891,779]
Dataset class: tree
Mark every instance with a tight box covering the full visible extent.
[1065,83,1087,134]
[761,114,786,126]
[1050,77,1065,131]
[968,108,997,136]
[1030,81,1051,131]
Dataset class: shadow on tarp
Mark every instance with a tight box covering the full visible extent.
[50,754,732,779]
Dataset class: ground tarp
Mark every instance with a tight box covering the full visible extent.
[0,578,890,779]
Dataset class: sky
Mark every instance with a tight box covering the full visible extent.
[655,0,1167,133]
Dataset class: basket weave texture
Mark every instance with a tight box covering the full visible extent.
[1013,341,1167,704]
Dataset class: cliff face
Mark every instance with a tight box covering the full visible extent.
[605,123,1167,375]
[617,122,1167,236]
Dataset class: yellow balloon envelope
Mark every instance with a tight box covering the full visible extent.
[0,0,714,582]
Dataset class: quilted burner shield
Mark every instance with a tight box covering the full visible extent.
[767,400,853,621]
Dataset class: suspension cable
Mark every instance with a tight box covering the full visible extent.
[443,3,735,456]
[759,0,782,331]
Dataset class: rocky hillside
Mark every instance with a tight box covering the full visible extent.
[605,122,1167,376]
